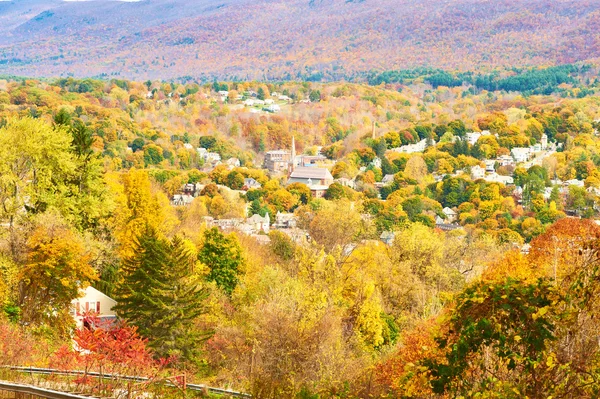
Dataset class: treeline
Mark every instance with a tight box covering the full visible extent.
[367,64,592,94]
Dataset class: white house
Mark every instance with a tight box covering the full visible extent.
[265,104,281,113]
[466,132,482,145]
[443,207,458,223]
[484,173,514,185]
[496,155,515,167]
[381,174,395,185]
[541,134,548,149]
[471,165,485,180]
[335,178,357,189]
[564,179,585,188]
[274,211,297,229]
[172,194,194,206]
[71,286,117,328]
[392,138,432,154]
[484,160,496,173]
[226,158,241,168]
[511,147,531,163]
[245,213,270,234]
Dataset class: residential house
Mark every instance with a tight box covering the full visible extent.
[442,207,458,223]
[564,179,585,188]
[381,174,395,185]
[335,178,357,190]
[484,173,514,185]
[380,231,396,246]
[204,152,221,163]
[511,147,531,163]
[471,165,485,180]
[274,212,297,229]
[541,134,548,149]
[392,138,432,154]
[264,104,281,113]
[71,286,117,328]
[245,213,270,234]
[484,160,496,173]
[172,194,194,206]
[183,143,194,150]
[244,178,262,190]
[466,132,482,145]
[226,158,241,168]
[496,155,515,167]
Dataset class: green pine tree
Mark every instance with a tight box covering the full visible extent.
[114,227,210,363]
[150,236,211,362]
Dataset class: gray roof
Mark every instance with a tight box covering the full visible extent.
[289,167,333,180]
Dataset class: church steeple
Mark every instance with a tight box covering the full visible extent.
[290,136,296,172]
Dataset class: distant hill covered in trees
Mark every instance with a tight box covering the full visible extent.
[1,0,600,80]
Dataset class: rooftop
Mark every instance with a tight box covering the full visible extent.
[289,167,333,180]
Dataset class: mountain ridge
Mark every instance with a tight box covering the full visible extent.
[1,0,600,80]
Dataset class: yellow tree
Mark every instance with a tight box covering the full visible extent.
[110,169,176,257]
[18,213,96,335]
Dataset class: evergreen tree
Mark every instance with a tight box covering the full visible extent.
[114,227,210,363]
[114,227,169,339]
[151,236,210,362]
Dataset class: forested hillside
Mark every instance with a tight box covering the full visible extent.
[1,0,600,79]
[2,75,600,397]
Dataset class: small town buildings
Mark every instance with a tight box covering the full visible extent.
[71,286,117,328]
